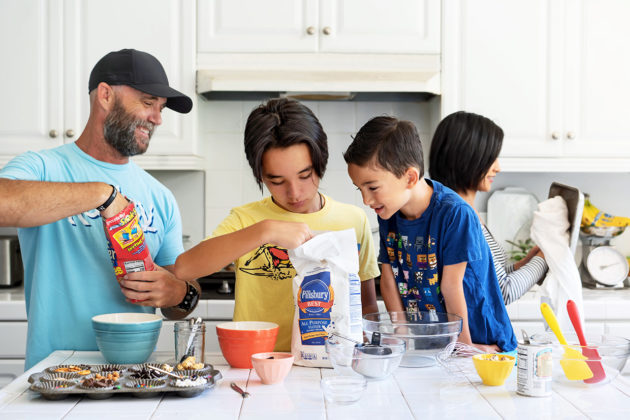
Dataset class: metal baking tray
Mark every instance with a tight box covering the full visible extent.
[28,363,222,400]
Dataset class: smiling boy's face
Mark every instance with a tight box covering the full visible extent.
[347,162,412,220]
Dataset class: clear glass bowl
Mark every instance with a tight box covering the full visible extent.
[530,332,630,386]
[320,375,367,405]
[351,336,406,380]
[325,336,356,376]
[325,335,406,380]
[363,311,462,368]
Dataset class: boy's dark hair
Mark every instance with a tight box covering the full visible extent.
[244,98,328,191]
[428,111,503,193]
[343,116,424,178]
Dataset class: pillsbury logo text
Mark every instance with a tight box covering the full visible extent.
[301,290,329,300]
[297,271,334,345]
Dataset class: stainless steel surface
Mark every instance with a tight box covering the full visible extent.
[0,237,22,287]
[65,129,75,138]
[48,129,58,138]
[28,363,221,399]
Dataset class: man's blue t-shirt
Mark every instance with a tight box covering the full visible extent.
[0,143,184,368]
[378,179,517,352]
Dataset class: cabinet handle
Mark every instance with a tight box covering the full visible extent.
[566,131,575,140]
[551,132,560,140]
[322,26,332,35]
[306,26,316,35]
[49,129,58,139]
[65,129,75,138]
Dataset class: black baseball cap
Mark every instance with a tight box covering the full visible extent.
[88,49,192,114]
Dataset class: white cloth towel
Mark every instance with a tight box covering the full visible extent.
[530,196,584,330]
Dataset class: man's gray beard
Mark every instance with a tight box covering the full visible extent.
[103,100,154,157]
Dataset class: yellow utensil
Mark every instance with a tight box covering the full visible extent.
[540,303,593,381]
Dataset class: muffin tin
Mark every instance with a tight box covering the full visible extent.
[28,363,222,400]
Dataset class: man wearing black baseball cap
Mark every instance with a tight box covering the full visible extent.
[0,49,199,369]
[89,49,192,114]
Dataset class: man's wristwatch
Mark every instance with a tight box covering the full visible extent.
[177,281,200,311]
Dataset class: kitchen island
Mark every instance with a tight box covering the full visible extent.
[0,350,629,419]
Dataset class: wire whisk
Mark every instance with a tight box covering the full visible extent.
[436,341,483,376]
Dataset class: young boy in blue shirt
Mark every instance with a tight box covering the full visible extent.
[344,116,517,352]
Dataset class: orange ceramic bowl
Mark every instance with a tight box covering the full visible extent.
[251,352,294,384]
[216,321,279,369]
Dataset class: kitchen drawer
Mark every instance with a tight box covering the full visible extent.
[0,322,27,358]
[0,359,24,389]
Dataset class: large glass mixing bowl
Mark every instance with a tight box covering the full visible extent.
[363,311,462,368]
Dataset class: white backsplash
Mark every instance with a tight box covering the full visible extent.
[475,172,630,257]
[148,170,205,250]
[198,97,442,238]
[161,97,630,262]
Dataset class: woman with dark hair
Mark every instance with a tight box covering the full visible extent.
[429,111,547,305]
[175,98,379,350]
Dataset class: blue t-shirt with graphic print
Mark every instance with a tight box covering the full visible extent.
[0,143,183,368]
[378,179,517,352]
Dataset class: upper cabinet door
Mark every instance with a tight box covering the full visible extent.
[319,0,440,53]
[197,0,439,54]
[562,0,630,158]
[0,0,64,154]
[65,0,196,156]
[442,0,563,158]
[198,0,318,52]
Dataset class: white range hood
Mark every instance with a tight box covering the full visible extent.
[196,54,441,99]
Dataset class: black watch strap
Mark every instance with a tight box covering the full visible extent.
[97,185,117,212]
[177,282,200,311]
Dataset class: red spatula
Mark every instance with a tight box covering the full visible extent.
[566,300,606,384]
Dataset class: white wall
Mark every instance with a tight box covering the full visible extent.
[149,170,205,250]
[197,97,442,238]
[476,172,630,257]
[165,96,630,262]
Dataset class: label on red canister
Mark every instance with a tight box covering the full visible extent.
[517,343,553,397]
[103,200,154,282]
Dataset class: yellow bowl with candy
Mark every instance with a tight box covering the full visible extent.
[472,353,515,386]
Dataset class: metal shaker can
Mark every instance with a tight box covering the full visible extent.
[516,343,553,397]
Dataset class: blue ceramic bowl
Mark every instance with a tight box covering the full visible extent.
[92,313,163,364]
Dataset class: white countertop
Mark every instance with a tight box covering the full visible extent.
[1,350,629,419]
[2,285,630,322]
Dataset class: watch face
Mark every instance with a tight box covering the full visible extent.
[586,246,629,286]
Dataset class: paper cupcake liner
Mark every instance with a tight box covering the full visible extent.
[46,364,91,375]
[95,364,125,373]
[40,371,80,380]
[124,379,167,389]
[34,380,77,390]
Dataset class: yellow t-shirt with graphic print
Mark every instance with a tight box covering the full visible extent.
[212,195,380,351]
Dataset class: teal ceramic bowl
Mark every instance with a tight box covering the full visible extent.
[92,313,162,332]
[92,313,163,364]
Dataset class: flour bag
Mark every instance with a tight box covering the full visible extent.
[289,228,363,367]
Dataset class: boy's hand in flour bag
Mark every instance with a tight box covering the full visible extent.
[259,220,313,249]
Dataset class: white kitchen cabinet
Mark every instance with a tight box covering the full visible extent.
[442,0,630,171]
[0,360,25,390]
[0,0,200,169]
[198,0,440,54]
